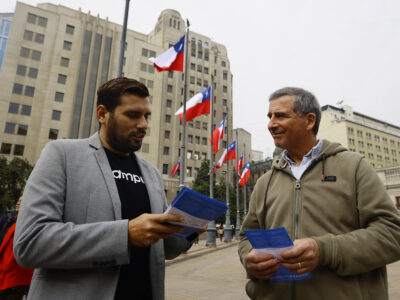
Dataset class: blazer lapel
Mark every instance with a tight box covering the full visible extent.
[89,133,122,220]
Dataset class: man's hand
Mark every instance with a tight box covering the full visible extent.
[278,238,319,274]
[245,249,280,280]
[128,213,184,247]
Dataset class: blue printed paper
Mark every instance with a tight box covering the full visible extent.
[165,187,228,238]
[245,227,312,282]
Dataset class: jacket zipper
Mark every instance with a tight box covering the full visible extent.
[292,179,301,300]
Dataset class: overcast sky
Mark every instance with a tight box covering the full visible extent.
[3,0,400,157]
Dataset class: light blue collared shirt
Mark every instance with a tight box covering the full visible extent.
[282,140,323,180]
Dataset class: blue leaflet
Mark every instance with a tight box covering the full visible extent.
[245,228,312,282]
[168,187,228,238]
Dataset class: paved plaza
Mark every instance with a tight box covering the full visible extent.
[166,239,400,300]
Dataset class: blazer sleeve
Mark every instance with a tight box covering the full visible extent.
[13,141,130,269]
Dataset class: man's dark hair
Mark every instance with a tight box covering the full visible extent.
[269,87,321,135]
[97,77,150,112]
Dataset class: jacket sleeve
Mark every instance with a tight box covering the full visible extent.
[315,157,400,276]
[238,173,269,278]
[13,141,130,269]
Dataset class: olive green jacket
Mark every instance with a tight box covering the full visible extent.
[238,140,400,300]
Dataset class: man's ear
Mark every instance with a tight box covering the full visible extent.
[97,105,108,126]
[305,113,316,132]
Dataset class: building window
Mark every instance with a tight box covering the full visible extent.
[197,78,202,86]
[165,115,171,123]
[197,65,202,72]
[12,83,23,95]
[164,130,170,139]
[190,63,195,71]
[21,105,31,116]
[201,152,207,160]
[34,33,45,44]
[187,151,192,159]
[141,143,149,153]
[0,143,12,154]
[4,122,16,134]
[358,141,364,148]
[383,147,388,154]
[167,85,173,93]
[66,24,75,34]
[223,85,228,93]
[376,145,381,151]
[366,132,371,140]
[63,41,72,50]
[204,67,209,75]
[148,65,155,73]
[163,147,169,155]
[187,167,192,177]
[195,136,200,144]
[223,99,227,107]
[168,71,173,78]
[194,151,200,160]
[189,90,195,97]
[52,110,61,121]
[13,145,24,156]
[188,135,193,143]
[203,80,208,87]
[8,102,19,114]
[221,61,226,67]
[141,48,148,57]
[38,16,48,27]
[188,121,194,128]
[23,30,33,41]
[195,121,201,129]
[140,63,147,71]
[190,76,195,84]
[382,138,387,144]
[27,13,36,24]
[166,99,172,108]
[202,137,207,145]
[58,74,67,84]
[49,128,59,139]
[60,57,70,67]
[347,127,354,135]
[16,65,27,76]
[55,92,64,102]
[147,80,154,88]
[28,67,38,78]
[24,86,35,97]
[17,124,28,136]
[374,135,380,142]
[20,47,30,58]
[162,164,168,175]
[31,50,41,61]
[149,50,156,57]
[223,72,228,80]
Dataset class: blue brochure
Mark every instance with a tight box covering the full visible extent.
[165,187,228,238]
[244,227,312,282]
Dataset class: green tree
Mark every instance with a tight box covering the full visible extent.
[192,160,212,196]
[0,156,34,215]
[214,175,240,225]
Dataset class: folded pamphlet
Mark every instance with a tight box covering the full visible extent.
[164,187,228,238]
[244,227,312,282]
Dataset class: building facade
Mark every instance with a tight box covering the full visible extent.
[376,166,400,210]
[0,2,233,203]
[318,105,400,168]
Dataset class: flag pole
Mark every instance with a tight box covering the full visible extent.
[243,144,247,215]
[118,0,130,77]
[179,20,190,190]
[206,75,217,247]
[235,130,240,240]
[224,107,232,242]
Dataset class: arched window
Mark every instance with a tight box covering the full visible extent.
[177,21,180,30]
[169,18,172,27]
[173,19,176,28]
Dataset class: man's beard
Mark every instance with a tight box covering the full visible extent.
[105,115,145,153]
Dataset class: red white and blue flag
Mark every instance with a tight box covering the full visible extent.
[216,141,237,168]
[149,35,185,72]
[175,87,211,122]
[235,152,244,175]
[239,162,251,187]
[210,118,226,154]
[171,159,181,177]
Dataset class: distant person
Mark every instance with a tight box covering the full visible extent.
[238,87,400,299]
[0,197,33,299]
[218,225,224,242]
[14,78,200,300]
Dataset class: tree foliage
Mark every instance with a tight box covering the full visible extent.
[192,160,243,226]
[0,156,34,215]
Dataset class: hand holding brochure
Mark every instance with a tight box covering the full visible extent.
[244,227,311,282]
[164,187,228,238]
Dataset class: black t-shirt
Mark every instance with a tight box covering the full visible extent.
[104,148,152,300]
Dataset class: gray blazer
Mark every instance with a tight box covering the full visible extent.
[14,133,191,300]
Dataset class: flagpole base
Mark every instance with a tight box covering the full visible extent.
[205,221,217,247]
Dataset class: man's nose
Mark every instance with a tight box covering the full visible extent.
[138,116,148,129]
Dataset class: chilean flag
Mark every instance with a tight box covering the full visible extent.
[239,162,251,187]
[175,87,211,122]
[171,159,181,176]
[216,141,237,168]
[235,152,244,175]
[210,118,226,154]
[149,35,185,72]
